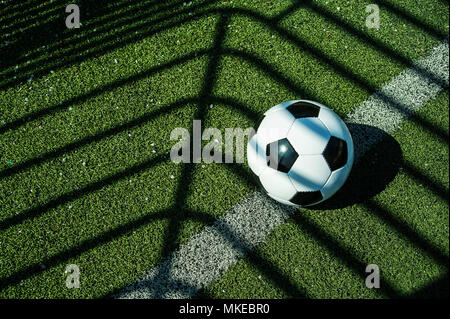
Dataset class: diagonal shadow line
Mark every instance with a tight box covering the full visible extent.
[0,152,170,232]
[0,97,198,180]
[222,48,312,97]
[408,110,449,145]
[289,211,400,298]
[302,0,448,83]
[212,215,307,298]
[404,273,448,298]
[0,0,218,88]
[402,161,449,203]
[2,0,188,34]
[0,48,211,135]
[376,0,449,40]
[0,0,62,17]
[364,199,449,267]
[0,0,162,25]
[270,1,304,23]
[1,0,69,33]
[221,163,259,190]
[0,0,46,19]
[0,207,217,292]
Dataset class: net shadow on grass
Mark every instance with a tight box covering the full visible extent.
[1,3,448,151]
[0,13,309,299]
[0,2,448,298]
[113,198,307,299]
[0,0,163,34]
[0,51,213,135]
[144,12,230,299]
[363,200,449,267]
[0,100,261,230]
[201,214,308,299]
[2,5,447,162]
[403,161,449,203]
[0,152,170,232]
[289,211,402,298]
[0,0,219,90]
[1,41,446,184]
[0,0,57,21]
[0,96,200,179]
[0,46,311,238]
[0,91,445,298]
[204,155,407,298]
[0,207,216,293]
[375,0,449,41]
[1,0,447,112]
[273,0,448,43]
[0,46,312,184]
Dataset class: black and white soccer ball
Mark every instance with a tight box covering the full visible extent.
[247,100,354,207]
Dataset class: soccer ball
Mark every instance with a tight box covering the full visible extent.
[247,100,354,207]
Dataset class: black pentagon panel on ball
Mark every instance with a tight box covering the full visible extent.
[266,138,298,173]
[323,136,347,171]
[286,101,320,118]
[289,191,323,206]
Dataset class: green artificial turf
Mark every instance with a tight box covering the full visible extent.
[200,90,449,299]
[0,0,448,298]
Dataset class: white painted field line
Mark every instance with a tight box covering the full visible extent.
[117,39,449,299]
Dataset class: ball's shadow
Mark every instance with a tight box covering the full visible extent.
[312,124,403,210]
